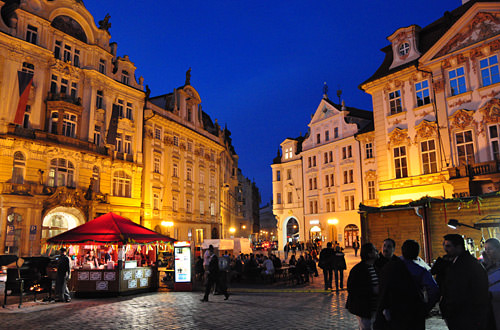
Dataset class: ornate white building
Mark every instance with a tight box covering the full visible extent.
[360,0,500,206]
[272,93,374,249]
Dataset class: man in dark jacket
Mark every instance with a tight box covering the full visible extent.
[201,246,229,302]
[346,243,379,330]
[333,246,347,292]
[56,247,71,302]
[439,234,489,330]
[319,242,335,290]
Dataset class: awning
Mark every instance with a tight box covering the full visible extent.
[46,212,175,245]
[201,239,234,250]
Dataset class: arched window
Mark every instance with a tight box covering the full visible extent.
[12,151,25,184]
[113,171,131,197]
[48,158,75,187]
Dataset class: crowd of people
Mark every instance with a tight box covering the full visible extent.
[345,235,500,330]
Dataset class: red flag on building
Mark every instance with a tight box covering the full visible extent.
[14,71,33,125]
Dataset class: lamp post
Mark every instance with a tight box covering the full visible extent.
[447,219,480,231]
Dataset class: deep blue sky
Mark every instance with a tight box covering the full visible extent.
[85,0,462,205]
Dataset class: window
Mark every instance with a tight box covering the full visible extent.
[99,59,106,74]
[74,49,80,67]
[112,171,131,197]
[308,157,312,168]
[366,143,373,159]
[480,55,500,87]
[22,105,30,129]
[26,25,38,44]
[421,140,437,174]
[345,195,355,211]
[115,133,123,153]
[115,100,125,118]
[330,173,334,186]
[50,75,58,94]
[199,170,205,184]
[349,169,354,183]
[210,173,215,187]
[309,178,313,190]
[325,174,329,187]
[187,108,192,122]
[399,42,410,56]
[173,197,178,212]
[48,158,75,187]
[276,193,282,204]
[394,146,408,178]
[489,125,500,160]
[329,151,333,162]
[62,114,77,138]
[317,134,321,144]
[343,170,353,184]
[186,167,192,181]
[456,130,475,166]
[449,67,466,96]
[96,90,104,109]
[92,166,100,192]
[276,170,281,181]
[70,82,77,99]
[284,147,293,159]
[310,200,318,214]
[324,152,328,164]
[173,163,178,177]
[200,201,205,215]
[93,125,101,145]
[153,194,159,210]
[326,198,331,212]
[64,45,72,62]
[186,198,192,213]
[334,127,339,138]
[210,201,215,215]
[22,62,34,75]
[187,141,193,152]
[415,80,431,106]
[389,90,402,115]
[342,146,351,159]
[126,102,133,120]
[124,135,132,154]
[155,127,161,140]
[173,135,179,146]
[121,70,130,85]
[60,78,68,94]
[313,177,317,189]
[12,151,25,184]
[313,156,316,167]
[287,169,292,180]
[324,130,330,142]
[368,181,376,200]
[50,111,58,134]
[288,191,293,204]
[54,40,62,59]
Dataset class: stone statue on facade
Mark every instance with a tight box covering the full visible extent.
[98,14,111,31]
[185,67,191,85]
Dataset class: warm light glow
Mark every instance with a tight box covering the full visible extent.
[242,225,246,229]
[293,225,297,229]
[309,220,320,225]
[161,221,174,227]
[229,227,236,233]
[327,219,339,225]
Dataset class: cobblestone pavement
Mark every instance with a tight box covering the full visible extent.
[1,290,447,330]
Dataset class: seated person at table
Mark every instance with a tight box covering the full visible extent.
[289,255,297,266]
[243,254,259,280]
[271,254,282,269]
[261,255,275,277]
[295,255,308,284]
[305,253,319,277]
[229,256,243,283]
[85,250,99,268]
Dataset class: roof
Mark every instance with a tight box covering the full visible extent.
[359,0,492,88]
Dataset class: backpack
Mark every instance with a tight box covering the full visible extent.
[218,255,230,271]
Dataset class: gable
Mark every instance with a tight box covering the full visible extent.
[309,99,340,126]
[421,3,500,63]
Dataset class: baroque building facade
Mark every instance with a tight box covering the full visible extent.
[272,94,374,249]
[360,0,500,206]
[0,0,250,257]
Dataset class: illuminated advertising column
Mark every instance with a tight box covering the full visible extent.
[174,241,192,291]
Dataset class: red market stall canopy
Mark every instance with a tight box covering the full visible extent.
[46,212,175,245]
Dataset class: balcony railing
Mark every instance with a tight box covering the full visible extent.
[448,161,500,179]
[47,92,81,106]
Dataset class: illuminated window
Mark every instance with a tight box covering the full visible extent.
[368,181,376,200]
[421,140,437,174]
[394,146,408,178]
[489,125,500,161]
[12,151,25,184]
[48,158,75,187]
[210,201,215,215]
[456,130,474,166]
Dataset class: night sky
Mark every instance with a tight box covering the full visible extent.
[84,0,462,205]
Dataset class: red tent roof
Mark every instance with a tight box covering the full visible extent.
[46,212,175,245]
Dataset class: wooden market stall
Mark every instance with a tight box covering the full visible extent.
[46,212,174,297]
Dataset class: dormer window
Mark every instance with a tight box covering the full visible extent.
[26,25,38,45]
[121,70,130,85]
[398,42,410,57]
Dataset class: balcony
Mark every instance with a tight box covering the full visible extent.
[448,161,500,179]
[7,124,108,156]
[47,92,81,106]
[115,152,134,162]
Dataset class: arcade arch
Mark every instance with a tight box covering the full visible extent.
[41,206,85,240]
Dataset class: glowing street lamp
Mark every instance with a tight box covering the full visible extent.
[161,221,174,235]
[229,227,236,233]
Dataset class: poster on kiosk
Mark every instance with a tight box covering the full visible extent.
[174,241,192,291]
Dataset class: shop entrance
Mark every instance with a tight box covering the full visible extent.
[344,224,359,247]
[42,207,85,241]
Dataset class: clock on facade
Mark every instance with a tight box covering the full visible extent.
[398,42,410,57]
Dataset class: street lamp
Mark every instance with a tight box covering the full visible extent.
[229,227,236,233]
[447,219,480,230]
[161,221,174,236]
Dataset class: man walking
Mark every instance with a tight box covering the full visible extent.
[201,245,229,302]
[318,242,335,291]
[439,234,489,330]
[55,247,71,302]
